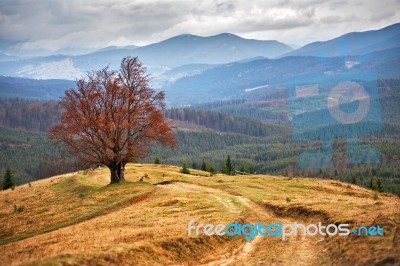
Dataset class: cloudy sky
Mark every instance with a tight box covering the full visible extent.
[0,0,399,54]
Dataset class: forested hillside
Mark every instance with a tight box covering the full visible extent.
[0,126,79,184]
[0,99,61,131]
[0,76,74,99]
[165,108,289,137]
[0,79,400,195]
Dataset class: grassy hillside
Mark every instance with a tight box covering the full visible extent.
[0,164,399,265]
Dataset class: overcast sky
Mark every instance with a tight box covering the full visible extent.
[0,0,399,53]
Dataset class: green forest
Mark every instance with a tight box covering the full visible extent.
[0,79,400,195]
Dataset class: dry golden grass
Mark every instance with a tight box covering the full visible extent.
[0,163,399,265]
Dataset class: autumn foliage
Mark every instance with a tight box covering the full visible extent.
[49,57,175,183]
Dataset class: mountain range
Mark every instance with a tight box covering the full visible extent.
[0,33,293,80]
[284,23,400,57]
[0,23,399,105]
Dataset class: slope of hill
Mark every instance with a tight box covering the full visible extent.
[0,55,79,79]
[95,45,139,52]
[0,126,80,183]
[162,48,400,105]
[0,76,74,100]
[285,23,400,57]
[0,164,399,265]
[73,47,139,72]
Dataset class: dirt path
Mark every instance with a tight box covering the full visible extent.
[158,182,322,266]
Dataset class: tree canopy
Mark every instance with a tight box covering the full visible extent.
[49,57,175,183]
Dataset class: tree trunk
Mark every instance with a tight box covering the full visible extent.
[117,162,125,182]
[109,161,125,184]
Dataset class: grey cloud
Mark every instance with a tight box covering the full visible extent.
[320,15,360,24]
[369,9,397,23]
[0,0,399,54]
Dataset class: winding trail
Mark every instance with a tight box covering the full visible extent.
[158,182,322,265]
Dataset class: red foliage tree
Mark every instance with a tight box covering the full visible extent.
[49,57,175,183]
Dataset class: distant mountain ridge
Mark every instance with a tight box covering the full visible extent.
[0,33,293,80]
[1,47,399,104]
[130,33,293,66]
[0,23,398,93]
[161,47,400,105]
[284,23,400,57]
[73,33,293,70]
[0,76,74,99]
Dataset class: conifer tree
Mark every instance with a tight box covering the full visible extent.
[224,155,234,175]
[3,166,15,190]
[181,162,190,174]
[201,159,207,171]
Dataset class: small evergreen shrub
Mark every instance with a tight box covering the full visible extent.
[180,163,190,174]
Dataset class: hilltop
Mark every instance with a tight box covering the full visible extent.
[0,164,399,265]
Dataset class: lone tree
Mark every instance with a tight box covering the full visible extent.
[153,156,161,164]
[222,155,235,175]
[201,159,207,171]
[180,162,190,174]
[3,166,15,190]
[49,57,175,184]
